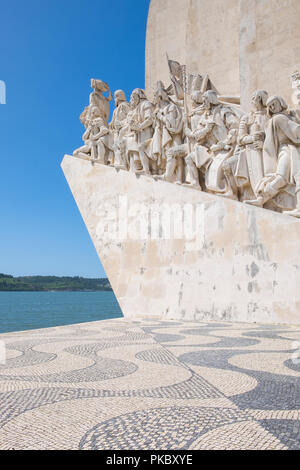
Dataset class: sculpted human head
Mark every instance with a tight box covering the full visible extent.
[87,105,101,123]
[153,81,169,104]
[251,90,268,110]
[130,88,147,108]
[114,89,126,107]
[202,90,219,109]
[266,96,288,116]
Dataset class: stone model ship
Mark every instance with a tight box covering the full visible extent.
[62,1,300,325]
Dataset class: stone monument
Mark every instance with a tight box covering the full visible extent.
[61,0,300,324]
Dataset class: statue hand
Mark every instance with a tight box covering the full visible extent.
[253,131,265,141]
[253,140,263,150]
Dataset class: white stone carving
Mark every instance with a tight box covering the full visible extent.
[234,90,269,203]
[110,90,130,169]
[248,96,300,213]
[74,79,113,163]
[152,81,184,182]
[72,66,300,218]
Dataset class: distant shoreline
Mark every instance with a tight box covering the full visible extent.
[0,289,112,292]
[0,274,112,292]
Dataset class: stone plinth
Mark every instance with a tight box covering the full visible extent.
[62,155,300,324]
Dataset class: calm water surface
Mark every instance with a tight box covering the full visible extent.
[0,291,123,333]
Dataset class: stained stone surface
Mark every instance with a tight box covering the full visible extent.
[146,0,240,100]
[146,0,300,108]
[62,155,300,324]
[0,318,299,450]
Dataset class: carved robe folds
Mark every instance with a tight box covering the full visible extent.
[204,105,240,193]
[110,101,130,168]
[235,111,267,196]
[151,102,183,172]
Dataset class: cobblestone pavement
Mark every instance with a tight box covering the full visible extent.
[0,318,299,450]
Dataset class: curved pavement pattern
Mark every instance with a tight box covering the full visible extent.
[0,318,299,450]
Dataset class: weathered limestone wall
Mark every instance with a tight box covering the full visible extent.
[145,0,240,99]
[145,0,190,99]
[146,0,300,108]
[239,0,300,109]
[62,155,300,324]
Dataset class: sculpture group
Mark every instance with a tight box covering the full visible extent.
[73,62,300,217]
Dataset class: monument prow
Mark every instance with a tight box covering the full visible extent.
[62,154,300,324]
[62,0,300,324]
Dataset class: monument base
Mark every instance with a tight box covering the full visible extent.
[62,155,300,325]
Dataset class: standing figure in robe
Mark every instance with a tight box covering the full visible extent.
[151,81,184,181]
[226,90,269,202]
[110,90,130,169]
[123,88,154,174]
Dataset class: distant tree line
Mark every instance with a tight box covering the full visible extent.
[0,274,112,291]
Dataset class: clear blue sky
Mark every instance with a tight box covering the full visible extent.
[0,0,150,278]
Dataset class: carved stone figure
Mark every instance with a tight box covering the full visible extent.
[74,105,112,162]
[110,90,130,169]
[206,127,238,195]
[151,81,184,182]
[89,79,112,122]
[75,79,114,163]
[125,88,154,175]
[159,88,205,185]
[247,96,300,211]
[74,105,99,159]
[72,67,300,220]
[79,79,112,128]
[226,90,269,202]
[183,90,239,190]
